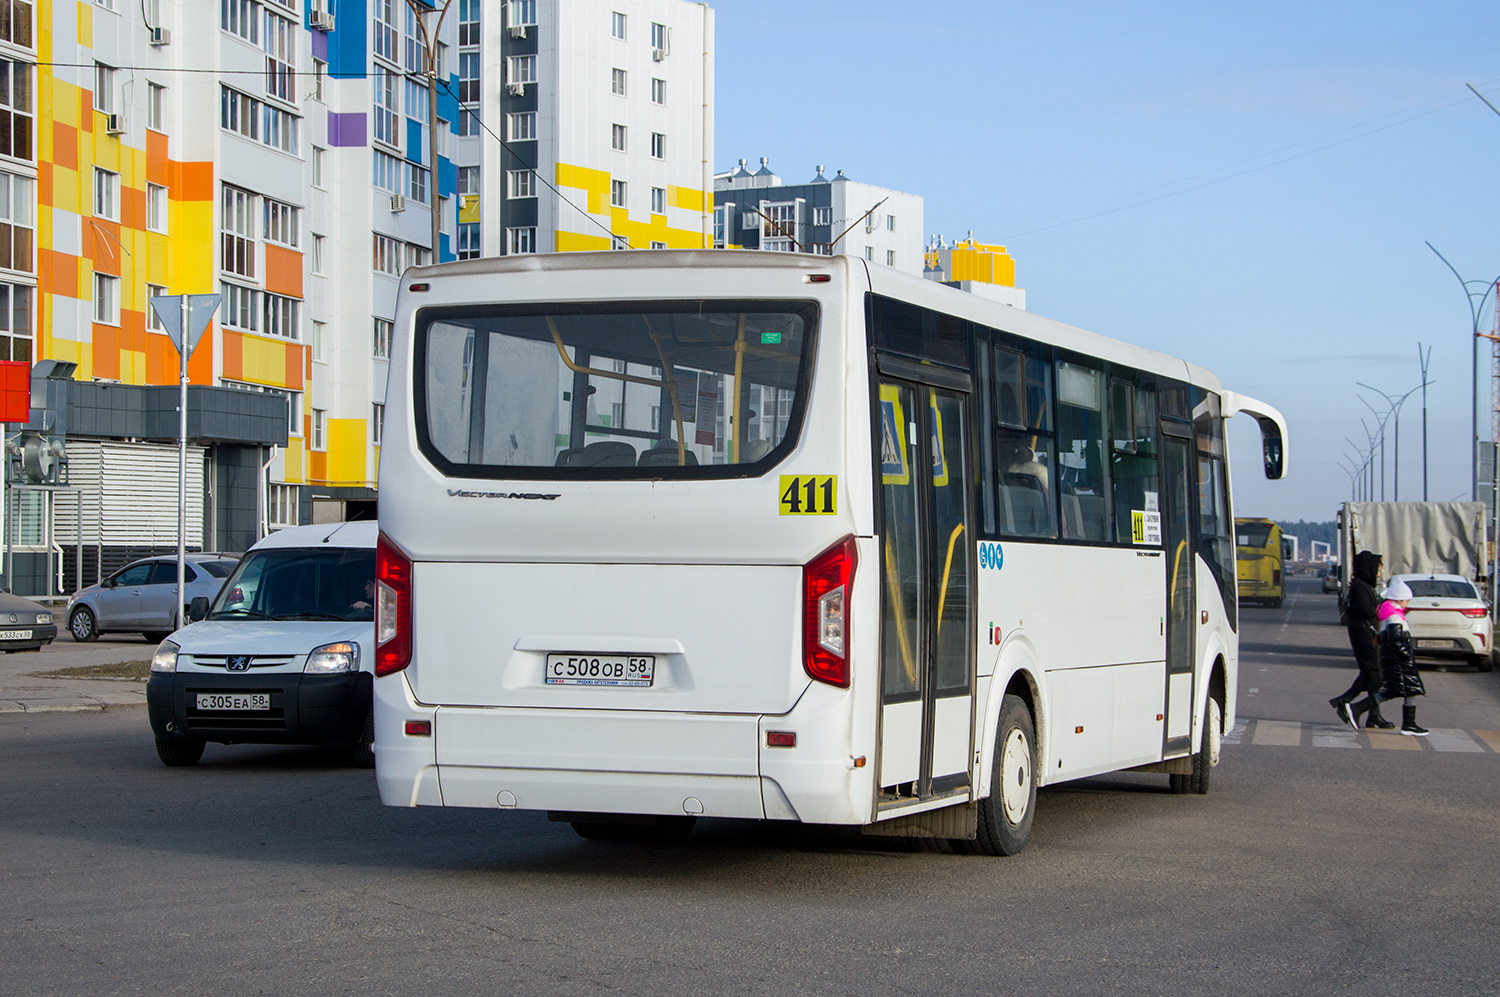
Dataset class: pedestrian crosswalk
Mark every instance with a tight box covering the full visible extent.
[1225,720,1500,752]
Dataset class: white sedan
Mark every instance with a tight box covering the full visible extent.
[1392,573,1494,672]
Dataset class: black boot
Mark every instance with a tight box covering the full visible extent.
[1329,693,1358,728]
[1401,705,1429,737]
[1365,700,1395,729]
[1351,696,1373,726]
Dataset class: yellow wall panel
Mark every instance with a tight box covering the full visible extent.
[668,186,707,213]
[240,335,293,387]
[122,349,146,384]
[555,162,610,215]
[325,420,369,487]
[75,0,91,46]
[52,170,81,214]
[282,436,306,484]
[168,202,214,292]
[555,229,611,253]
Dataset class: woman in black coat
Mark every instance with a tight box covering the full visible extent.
[1330,550,1394,728]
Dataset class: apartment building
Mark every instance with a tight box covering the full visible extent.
[712,158,925,274]
[457,0,715,258]
[15,0,471,595]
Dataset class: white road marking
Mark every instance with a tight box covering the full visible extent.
[1311,723,1361,749]
[1426,729,1484,753]
[1222,722,1245,745]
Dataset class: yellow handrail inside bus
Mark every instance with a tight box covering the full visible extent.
[884,538,918,688]
[934,522,966,637]
[641,316,686,465]
[1170,539,1188,608]
[545,316,687,460]
[730,313,746,463]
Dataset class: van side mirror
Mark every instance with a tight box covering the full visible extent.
[189,596,210,622]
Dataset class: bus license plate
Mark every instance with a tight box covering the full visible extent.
[196,693,270,711]
[545,654,655,687]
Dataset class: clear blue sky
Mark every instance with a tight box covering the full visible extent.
[714,1,1500,522]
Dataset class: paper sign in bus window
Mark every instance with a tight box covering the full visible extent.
[1132,509,1162,545]
[879,385,909,485]
[929,396,948,487]
[695,375,718,446]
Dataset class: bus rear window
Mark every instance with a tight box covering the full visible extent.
[1236,523,1275,548]
[414,301,817,478]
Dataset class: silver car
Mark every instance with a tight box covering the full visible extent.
[67,554,240,643]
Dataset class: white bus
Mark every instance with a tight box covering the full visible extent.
[372,251,1288,854]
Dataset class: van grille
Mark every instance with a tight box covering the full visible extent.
[189,655,298,670]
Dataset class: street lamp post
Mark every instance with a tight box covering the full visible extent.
[404,0,456,262]
[1425,243,1500,502]
[1358,397,1392,500]
[1418,343,1433,501]
[1357,381,1424,502]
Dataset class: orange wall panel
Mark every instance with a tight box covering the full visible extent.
[39,250,79,298]
[52,123,78,171]
[189,330,214,385]
[38,162,52,208]
[263,244,303,298]
[146,131,168,186]
[88,220,123,276]
[121,186,145,231]
[80,90,92,134]
[146,330,175,383]
[284,342,304,390]
[173,161,213,202]
[92,325,120,379]
[221,328,243,381]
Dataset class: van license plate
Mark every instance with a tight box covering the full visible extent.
[545,654,655,687]
[0,629,32,639]
[196,693,271,711]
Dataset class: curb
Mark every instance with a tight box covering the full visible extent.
[0,696,146,714]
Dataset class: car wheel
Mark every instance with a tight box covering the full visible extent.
[1471,654,1493,673]
[969,694,1037,856]
[155,738,205,767]
[349,708,376,769]
[69,607,98,642]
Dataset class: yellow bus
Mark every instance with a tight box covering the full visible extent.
[1235,517,1285,607]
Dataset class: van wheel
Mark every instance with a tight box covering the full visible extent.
[69,607,98,642]
[155,738,205,767]
[970,694,1037,856]
[349,708,376,769]
[571,816,697,842]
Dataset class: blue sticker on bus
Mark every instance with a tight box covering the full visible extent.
[979,542,1004,571]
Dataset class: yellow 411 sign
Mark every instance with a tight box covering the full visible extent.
[779,476,838,515]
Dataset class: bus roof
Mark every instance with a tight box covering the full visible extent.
[407,250,1222,393]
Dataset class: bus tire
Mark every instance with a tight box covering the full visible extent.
[1190,696,1223,795]
[971,694,1037,856]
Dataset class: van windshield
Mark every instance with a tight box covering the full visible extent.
[414,300,817,479]
[209,547,377,622]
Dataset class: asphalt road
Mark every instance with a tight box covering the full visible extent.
[2,576,1498,996]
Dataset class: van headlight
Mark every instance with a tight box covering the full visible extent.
[305,641,360,674]
[151,640,180,673]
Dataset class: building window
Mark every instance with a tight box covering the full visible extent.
[887,214,895,231]
[508,112,536,141]
[0,0,32,48]
[864,246,874,261]
[143,284,167,331]
[262,292,300,339]
[373,317,393,358]
[310,320,325,361]
[409,163,429,205]
[507,55,536,87]
[650,241,666,249]
[508,0,535,28]
[886,249,895,266]
[610,180,626,208]
[311,234,324,274]
[507,226,536,254]
[0,172,33,272]
[373,64,399,147]
[507,169,535,198]
[458,51,480,103]
[650,186,665,215]
[611,10,625,39]
[404,243,430,270]
[311,408,326,450]
[263,9,296,104]
[92,168,119,220]
[221,86,258,141]
[436,117,451,158]
[611,68,627,96]
[404,78,429,125]
[312,146,325,187]
[311,59,325,102]
[372,403,385,445]
[221,185,256,278]
[260,103,298,154]
[372,150,402,193]
[92,273,119,325]
[147,83,165,131]
[459,107,481,137]
[611,123,626,151]
[403,4,423,73]
[373,234,401,275]
[651,78,665,104]
[145,183,167,233]
[220,281,259,331]
[458,0,479,46]
[93,63,116,114]
[741,208,757,230]
[0,282,30,361]
[222,0,260,42]
[269,482,299,527]
[458,166,480,195]
[457,222,480,260]
[761,203,794,242]
[372,0,397,63]
[0,61,32,161]
[650,132,665,159]
[813,206,830,226]
[651,21,668,54]
[263,198,299,248]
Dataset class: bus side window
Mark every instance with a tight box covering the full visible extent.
[993,345,1057,540]
[1112,381,1159,545]
[1056,360,1110,543]
[1195,395,1237,626]
[975,338,997,537]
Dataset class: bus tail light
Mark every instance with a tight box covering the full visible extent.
[803,535,857,688]
[375,532,413,677]
[1272,569,1281,587]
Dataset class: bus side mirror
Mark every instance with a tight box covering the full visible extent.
[189,596,210,622]
[1261,423,1284,480]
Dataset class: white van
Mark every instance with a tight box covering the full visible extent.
[146,521,378,768]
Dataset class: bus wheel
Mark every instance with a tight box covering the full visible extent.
[1190,697,1223,795]
[971,694,1037,856]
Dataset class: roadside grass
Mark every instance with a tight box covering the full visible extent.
[33,661,151,681]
